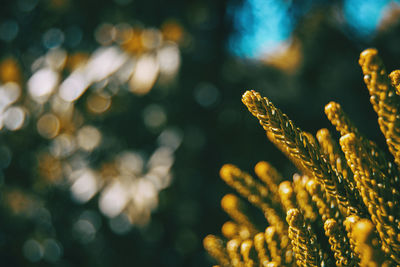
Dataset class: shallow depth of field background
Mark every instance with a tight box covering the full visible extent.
[1,0,400,266]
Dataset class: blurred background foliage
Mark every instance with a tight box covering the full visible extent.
[1,0,400,266]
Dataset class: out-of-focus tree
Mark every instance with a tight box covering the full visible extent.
[1,0,400,266]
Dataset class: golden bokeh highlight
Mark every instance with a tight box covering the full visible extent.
[0,57,21,84]
[5,190,32,215]
[77,125,102,151]
[37,113,61,139]
[86,93,111,114]
[121,28,145,54]
[66,52,89,71]
[114,24,133,45]
[161,20,184,43]
[262,39,302,73]
[141,29,162,50]
[38,153,63,183]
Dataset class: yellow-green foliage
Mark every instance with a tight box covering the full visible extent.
[204,49,400,266]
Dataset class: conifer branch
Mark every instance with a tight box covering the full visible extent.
[265,226,285,265]
[205,49,400,267]
[352,219,392,267]
[254,232,270,266]
[227,238,245,267]
[359,48,400,169]
[221,221,253,240]
[255,161,283,204]
[242,90,359,217]
[343,215,362,264]
[292,174,319,222]
[306,179,334,223]
[203,235,231,267]
[240,239,258,267]
[220,164,287,237]
[221,194,260,237]
[340,133,400,263]
[286,208,321,267]
[324,218,355,266]
[325,101,400,198]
